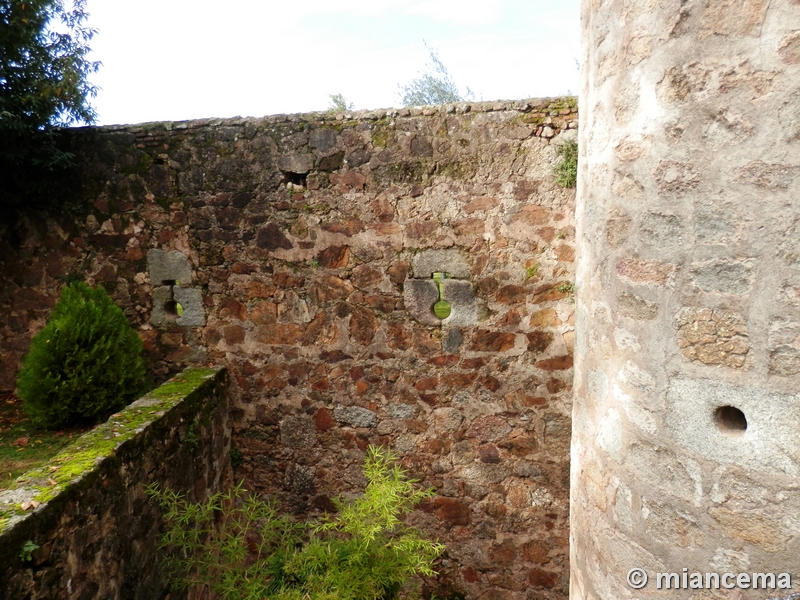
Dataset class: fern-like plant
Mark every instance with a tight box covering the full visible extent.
[554,138,578,188]
[148,446,445,600]
[17,282,148,428]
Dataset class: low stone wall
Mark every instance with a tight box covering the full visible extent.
[0,367,231,600]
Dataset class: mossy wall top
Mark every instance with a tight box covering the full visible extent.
[0,98,577,599]
[0,367,231,599]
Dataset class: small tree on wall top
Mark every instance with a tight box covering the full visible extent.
[17,282,148,429]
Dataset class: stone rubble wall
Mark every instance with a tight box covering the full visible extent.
[573,0,800,598]
[0,367,231,600]
[0,98,577,599]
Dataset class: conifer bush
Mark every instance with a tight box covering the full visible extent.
[17,282,148,429]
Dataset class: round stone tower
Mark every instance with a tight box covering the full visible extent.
[572,0,800,598]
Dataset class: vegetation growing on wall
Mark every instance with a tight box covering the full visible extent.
[149,446,445,600]
[554,139,578,188]
[17,282,148,429]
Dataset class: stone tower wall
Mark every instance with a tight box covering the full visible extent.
[573,0,800,598]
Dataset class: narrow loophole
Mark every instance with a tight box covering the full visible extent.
[714,405,747,434]
[164,300,179,317]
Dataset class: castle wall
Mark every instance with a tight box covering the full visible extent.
[573,0,800,598]
[0,99,577,598]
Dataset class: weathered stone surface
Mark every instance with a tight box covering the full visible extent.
[333,405,377,428]
[280,415,317,448]
[674,307,749,368]
[0,101,578,599]
[411,248,471,279]
[147,249,193,285]
[175,286,206,327]
[256,223,293,250]
[0,368,231,600]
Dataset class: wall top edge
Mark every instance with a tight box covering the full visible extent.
[72,97,579,134]
[0,366,226,536]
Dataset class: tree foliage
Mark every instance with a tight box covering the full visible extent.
[17,282,148,429]
[398,43,473,107]
[0,0,100,211]
[327,93,354,113]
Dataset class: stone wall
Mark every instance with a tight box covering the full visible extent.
[0,367,231,600]
[573,0,800,598]
[0,99,577,598]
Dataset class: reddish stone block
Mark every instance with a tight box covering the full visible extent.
[522,541,551,564]
[535,355,573,371]
[387,262,410,286]
[301,313,337,346]
[526,331,554,353]
[616,258,675,286]
[319,350,352,363]
[311,378,329,391]
[496,285,528,304]
[463,196,500,214]
[414,377,439,391]
[330,171,366,190]
[428,355,460,367]
[314,408,335,431]
[352,265,383,289]
[432,497,470,526]
[220,298,247,321]
[454,218,484,235]
[309,274,354,304]
[489,540,517,565]
[222,325,245,345]
[462,358,488,369]
[321,219,366,236]
[273,272,305,287]
[528,568,557,588]
[316,245,350,269]
[546,378,567,393]
[478,444,501,464]
[254,324,304,345]
[470,330,517,352]
[256,223,293,250]
[407,221,437,239]
[479,375,502,392]
[442,372,477,387]
[365,294,397,312]
[349,306,378,345]
[249,301,277,325]
[462,567,481,583]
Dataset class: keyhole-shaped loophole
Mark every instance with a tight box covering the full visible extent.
[432,272,451,320]
[162,280,184,318]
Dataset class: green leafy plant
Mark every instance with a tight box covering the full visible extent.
[328,93,354,113]
[148,446,445,600]
[554,139,578,188]
[524,264,540,282]
[556,281,575,302]
[17,282,148,429]
[19,540,39,562]
[1,0,101,213]
[398,42,474,107]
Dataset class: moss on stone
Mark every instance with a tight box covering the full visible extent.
[0,367,221,535]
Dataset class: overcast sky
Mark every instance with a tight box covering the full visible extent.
[85,0,580,126]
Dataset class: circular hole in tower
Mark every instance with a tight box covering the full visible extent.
[714,405,747,434]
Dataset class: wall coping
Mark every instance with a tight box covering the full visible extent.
[73,96,578,133]
[0,366,224,535]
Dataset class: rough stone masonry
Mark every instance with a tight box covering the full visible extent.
[573,0,800,598]
[0,98,578,599]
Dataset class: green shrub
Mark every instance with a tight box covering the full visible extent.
[554,138,578,188]
[17,282,148,429]
[148,446,445,600]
